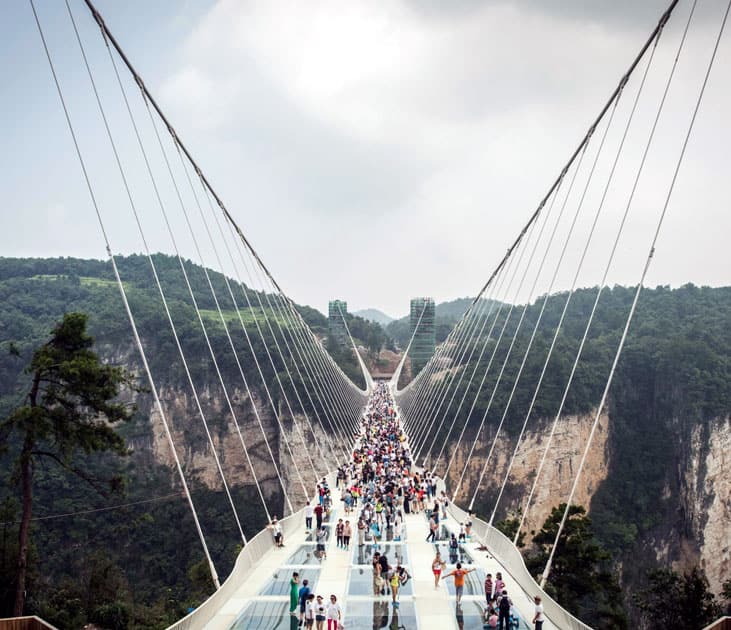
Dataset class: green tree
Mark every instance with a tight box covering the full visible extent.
[525,504,627,629]
[494,516,525,547]
[633,567,722,629]
[1,313,135,615]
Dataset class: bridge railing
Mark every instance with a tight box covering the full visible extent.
[447,501,592,630]
[167,505,306,630]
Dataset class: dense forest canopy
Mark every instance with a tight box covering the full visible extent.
[0,255,368,626]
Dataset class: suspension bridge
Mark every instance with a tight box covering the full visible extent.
[8,0,731,627]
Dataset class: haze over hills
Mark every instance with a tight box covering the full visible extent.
[352,308,395,326]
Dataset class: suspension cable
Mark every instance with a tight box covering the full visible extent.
[542,0,727,587]
[28,0,220,587]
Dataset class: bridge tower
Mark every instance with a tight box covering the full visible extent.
[409,297,435,374]
[328,299,349,347]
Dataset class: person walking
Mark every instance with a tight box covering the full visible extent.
[484,573,494,605]
[497,589,513,630]
[316,526,328,560]
[432,551,446,589]
[532,595,545,630]
[315,503,324,529]
[326,594,342,630]
[314,595,327,630]
[298,579,311,626]
[336,519,344,549]
[343,520,352,549]
[442,562,475,606]
[426,515,438,542]
[304,593,315,628]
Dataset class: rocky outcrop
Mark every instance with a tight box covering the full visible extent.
[682,415,731,595]
[445,409,610,536]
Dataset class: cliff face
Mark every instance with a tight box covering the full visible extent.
[444,407,730,598]
[143,381,331,514]
[681,415,730,594]
[445,410,610,537]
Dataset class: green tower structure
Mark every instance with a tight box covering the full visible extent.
[409,297,435,375]
[328,299,349,347]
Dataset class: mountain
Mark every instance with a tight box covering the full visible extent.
[353,308,395,326]
[1,258,729,627]
[0,255,360,626]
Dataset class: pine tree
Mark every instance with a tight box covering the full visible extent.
[1,313,135,616]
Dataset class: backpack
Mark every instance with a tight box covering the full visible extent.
[499,596,511,613]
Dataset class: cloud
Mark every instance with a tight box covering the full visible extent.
[147,0,730,315]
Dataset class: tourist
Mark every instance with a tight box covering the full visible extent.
[449,532,459,564]
[316,526,327,559]
[432,550,446,588]
[326,594,342,630]
[426,514,438,542]
[269,517,284,547]
[494,572,505,596]
[497,589,513,630]
[304,593,315,628]
[343,520,352,549]
[532,595,545,630]
[336,518,344,548]
[372,553,384,596]
[314,595,327,630]
[484,573,494,604]
[289,572,299,615]
[305,503,314,530]
[442,562,476,605]
[315,502,324,529]
[298,579,311,626]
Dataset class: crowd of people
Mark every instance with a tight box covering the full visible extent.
[272,381,545,630]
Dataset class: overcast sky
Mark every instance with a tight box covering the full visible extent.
[2,0,730,318]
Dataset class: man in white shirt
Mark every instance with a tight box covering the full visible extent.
[305,503,314,530]
[533,595,545,630]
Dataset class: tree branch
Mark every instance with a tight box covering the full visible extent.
[31,450,111,498]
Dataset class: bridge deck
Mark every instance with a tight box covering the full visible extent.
[200,497,554,629]
[170,383,584,630]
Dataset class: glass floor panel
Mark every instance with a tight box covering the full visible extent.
[229,600,298,630]
[457,600,530,630]
[353,543,409,566]
[305,526,332,542]
[443,568,486,596]
[259,567,320,596]
[284,544,325,566]
[344,599,418,630]
[348,567,415,597]
[430,542,475,566]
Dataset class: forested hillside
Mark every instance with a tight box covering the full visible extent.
[1,256,729,628]
[0,255,367,627]
[427,284,731,625]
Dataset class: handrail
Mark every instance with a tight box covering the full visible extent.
[167,504,306,630]
[447,501,592,630]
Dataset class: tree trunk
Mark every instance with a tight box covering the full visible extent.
[13,433,34,616]
[14,368,40,617]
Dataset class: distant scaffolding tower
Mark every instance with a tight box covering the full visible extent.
[409,297,435,375]
[328,299,349,348]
